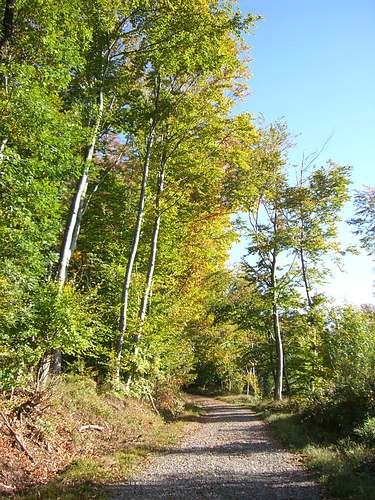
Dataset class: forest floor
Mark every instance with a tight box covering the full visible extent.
[108,396,325,499]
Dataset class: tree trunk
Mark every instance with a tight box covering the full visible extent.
[139,151,166,325]
[0,0,16,51]
[57,84,104,291]
[272,299,283,400]
[46,73,105,377]
[57,169,89,290]
[267,329,277,389]
[115,114,159,386]
[300,246,313,308]
[124,151,167,389]
[0,138,7,160]
[271,244,283,401]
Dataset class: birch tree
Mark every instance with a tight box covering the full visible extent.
[115,73,161,385]
[241,124,298,400]
[114,0,258,385]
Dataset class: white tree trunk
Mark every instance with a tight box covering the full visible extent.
[115,121,157,385]
[272,298,283,400]
[271,249,283,401]
[57,169,89,290]
[139,152,166,323]
[0,138,7,159]
[57,84,104,290]
[115,75,161,386]
[300,246,313,308]
[125,151,166,390]
[48,81,105,377]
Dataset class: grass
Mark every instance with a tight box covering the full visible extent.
[224,395,375,500]
[20,425,187,499]
[11,379,200,499]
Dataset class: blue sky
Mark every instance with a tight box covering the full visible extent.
[229,0,375,304]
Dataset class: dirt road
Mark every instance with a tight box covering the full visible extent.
[110,397,323,499]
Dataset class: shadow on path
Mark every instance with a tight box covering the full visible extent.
[111,469,321,499]
[109,398,322,499]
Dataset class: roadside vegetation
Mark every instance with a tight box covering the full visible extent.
[1,375,196,496]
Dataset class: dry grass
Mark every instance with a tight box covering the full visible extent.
[0,376,195,498]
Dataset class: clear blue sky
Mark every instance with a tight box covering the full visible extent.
[230,0,375,304]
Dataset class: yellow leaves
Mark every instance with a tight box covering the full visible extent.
[72,249,87,263]
[244,371,260,395]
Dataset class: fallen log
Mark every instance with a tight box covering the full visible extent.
[79,424,104,432]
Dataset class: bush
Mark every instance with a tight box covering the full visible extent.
[301,388,373,435]
[153,376,185,417]
[354,417,375,445]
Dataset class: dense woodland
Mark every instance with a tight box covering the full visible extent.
[1,0,375,467]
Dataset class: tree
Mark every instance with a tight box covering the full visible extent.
[113,0,258,386]
[237,123,351,400]
[350,186,375,254]
[240,123,294,400]
[115,72,161,385]
[288,159,351,305]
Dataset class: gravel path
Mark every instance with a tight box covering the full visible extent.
[110,397,324,499]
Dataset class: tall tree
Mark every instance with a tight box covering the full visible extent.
[242,124,291,400]
[114,0,258,385]
[115,73,161,385]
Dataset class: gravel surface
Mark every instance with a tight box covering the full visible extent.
[110,397,324,499]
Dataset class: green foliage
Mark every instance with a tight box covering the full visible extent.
[0,4,371,473]
[355,417,375,446]
[0,0,260,395]
[349,186,375,253]
[0,281,96,391]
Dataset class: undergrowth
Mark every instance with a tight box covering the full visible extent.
[0,376,197,498]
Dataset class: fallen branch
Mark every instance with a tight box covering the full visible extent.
[0,482,14,491]
[145,388,160,415]
[79,424,104,432]
[0,411,34,462]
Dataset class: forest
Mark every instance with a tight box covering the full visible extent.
[0,0,374,497]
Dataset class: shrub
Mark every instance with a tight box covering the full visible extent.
[354,417,375,446]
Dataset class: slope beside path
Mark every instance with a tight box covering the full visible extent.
[109,396,325,499]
